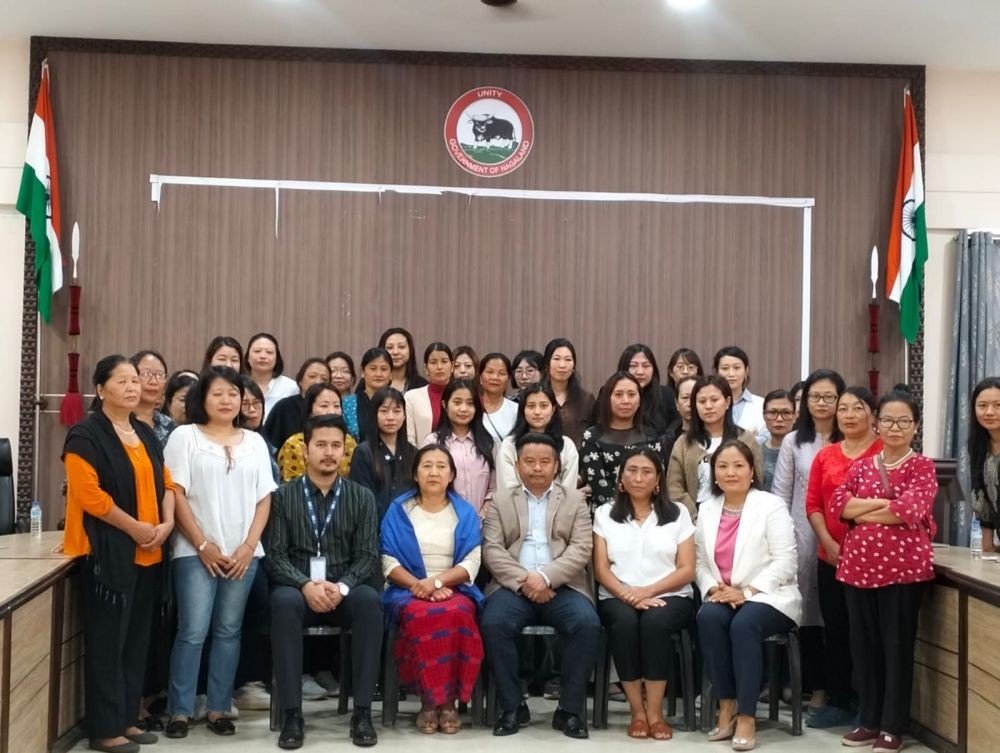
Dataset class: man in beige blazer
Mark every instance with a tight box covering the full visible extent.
[480,433,600,739]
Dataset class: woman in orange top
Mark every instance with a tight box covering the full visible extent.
[63,355,175,753]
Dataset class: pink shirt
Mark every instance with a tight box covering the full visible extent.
[423,432,496,517]
[829,453,938,588]
[714,511,742,585]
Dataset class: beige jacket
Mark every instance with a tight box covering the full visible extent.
[481,483,594,602]
[666,429,764,519]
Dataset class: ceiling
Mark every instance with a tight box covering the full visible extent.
[3,0,999,70]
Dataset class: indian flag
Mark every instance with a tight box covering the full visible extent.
[16,60,63,323]
[885,89,927,344]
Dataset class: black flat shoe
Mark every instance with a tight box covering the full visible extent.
[494,710,520,736]
[517,701,531,726]
[163,719,188,739]
[552,708,589,739]
[205,716,236,736]
[350,709,378,747]
[279,712,305,750]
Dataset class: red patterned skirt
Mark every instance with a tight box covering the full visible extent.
[394,594,483,706]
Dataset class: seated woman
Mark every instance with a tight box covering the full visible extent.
[381,444,484,735]
[593,447,696,741]
[695,439,800,751]
[497,382,579,490]
[277,382,355,481]
[351,387,417,522]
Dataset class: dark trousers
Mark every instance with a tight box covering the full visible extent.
[479,587,600,718]
[698,601,795,716]
[270,584,383,711]
[817,560,853,708]
[82,559,160,739]
[235,561,271,688]
[598,596,695,681]
[845,582,924,736]
[799,625,826,693]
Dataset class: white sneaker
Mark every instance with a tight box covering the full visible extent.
[227,702,239,719]
[314,670,340,697]
[234,683,270,711]
[192,694,208,722]
[302,674,327,701]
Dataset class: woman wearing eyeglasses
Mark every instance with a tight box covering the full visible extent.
[131,350,176,448]
[509,350,543,402]
[771,369,845,723]
[759,390,796,491]
[830,386,937,753]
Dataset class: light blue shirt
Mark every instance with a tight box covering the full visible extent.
[518,484,554,580]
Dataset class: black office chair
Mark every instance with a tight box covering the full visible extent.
[269,626,352,731]
[0,438,16,535]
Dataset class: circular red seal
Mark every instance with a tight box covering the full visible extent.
[444,87,534,177]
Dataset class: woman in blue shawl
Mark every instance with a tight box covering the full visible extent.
[381,443,484,734]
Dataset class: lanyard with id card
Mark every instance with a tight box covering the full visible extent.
[302,476,341,583]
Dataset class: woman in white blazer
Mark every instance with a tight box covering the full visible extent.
[404,342,453,446]
[695,439,801,751]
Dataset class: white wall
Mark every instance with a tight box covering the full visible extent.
[922,69,1000,456]
[0,39,28,497]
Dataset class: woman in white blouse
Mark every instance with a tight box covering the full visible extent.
[163,367,276,738]
[593,447,695,741]
[478,352,518,444]
[497,383,579,490]
[243,333,299,420]
[695,439,800,751]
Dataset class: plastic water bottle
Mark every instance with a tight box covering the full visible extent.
[970,517,983,559]
[30,500,42,537]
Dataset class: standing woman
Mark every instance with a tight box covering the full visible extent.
[202,336,244,372]
[326,351,357,400]
[131,350,176,447]
[831,388,938,752]
[163,372,198,426]
[804,387,882,728]
[239,375,280,483]
[509,350,543,402]
[667,376,763,519]
[665,348,704,391]
[63,355,175,753]
[581,372,663,511]
[497,382,579,490]
[479,352,518,444]
[379,327,428,393]
[695,440,801,751]
[618,343,679,435]
[661,375,698,458]
[381,445,484,734]
[759,390,796,491]
[593,448,696,740]
[771,369,845,719]
[542,338,595,449]
[351,387,417,521]
[163,367,276,738]
[452,346,479,382]
[970,377,1000,551]
[263,357,331,451]
[343,347,393,442]
[404,342,453,446]
[277,382,356,481]
[424,379,496,517]
[244,333,299,420]
[713,346,766,438]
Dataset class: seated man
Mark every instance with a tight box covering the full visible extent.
[480,432,601,739]
[264,414,382,749]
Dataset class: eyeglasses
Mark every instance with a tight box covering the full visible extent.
[241,400,263,412]
[764,410,795,420]
[514,366,539,376]
[878,417,914,430]
[807,393,838,405]
[138,370,167,382]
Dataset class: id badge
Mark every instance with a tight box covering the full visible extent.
[309,556,327,583]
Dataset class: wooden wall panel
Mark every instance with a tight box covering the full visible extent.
[30,49,911,511]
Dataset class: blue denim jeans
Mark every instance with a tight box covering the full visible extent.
[168,555,258,717]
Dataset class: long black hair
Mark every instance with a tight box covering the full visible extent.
[542,337,586,408]
[510,382,565,452]
[970,377,1000,497]
[617,343,663,432]
[378,327,422,388]
[594,371,643,433]
[609,446,679,526]
[433,378,495,470]
[687,375,740,449]
[793,368,846,446]
[365,386,416,488]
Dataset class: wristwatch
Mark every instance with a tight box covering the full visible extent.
[434,578,443,590]
[337,582,350,597]
[742,587,754,600]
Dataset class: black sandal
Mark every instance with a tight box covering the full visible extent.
[206,716,236,736]
[164,718,188,739]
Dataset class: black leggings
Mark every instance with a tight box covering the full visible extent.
[598,596,695,681]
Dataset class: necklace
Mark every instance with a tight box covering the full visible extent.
[722,505,744,515]
[112,422,136,436]
[881,449,914,469]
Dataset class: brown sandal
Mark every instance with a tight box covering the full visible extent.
[416,709,438,734]
[649,720,673,740]
[438,707,462,734]
[628,718,650,739]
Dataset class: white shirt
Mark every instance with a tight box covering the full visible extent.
[732,389,766,438]
[164,425,278,559]
[482,398,518,445]
[696,436,723,507]
[518,485,554,575]
[593,501,695,600]
[262,375,300,420]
